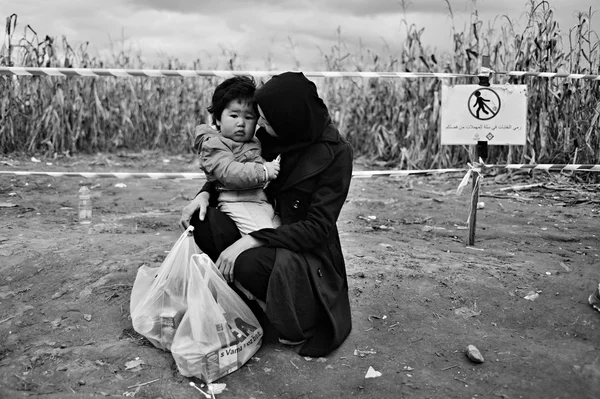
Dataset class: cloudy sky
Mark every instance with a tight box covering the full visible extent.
[1,0,598,70]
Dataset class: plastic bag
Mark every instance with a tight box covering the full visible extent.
[171,253,263,383]
[130,226,201,351]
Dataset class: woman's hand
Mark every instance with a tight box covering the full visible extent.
[216,235,263,282]
[179,191,210,231]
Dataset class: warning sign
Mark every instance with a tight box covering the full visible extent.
[441,84,527,145]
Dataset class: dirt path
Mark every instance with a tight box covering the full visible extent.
[1,154,599,398]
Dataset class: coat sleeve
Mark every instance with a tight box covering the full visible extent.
[249,141,353,251]
[199,137,268,190]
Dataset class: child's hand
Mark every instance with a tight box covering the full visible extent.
[265,161,280,180]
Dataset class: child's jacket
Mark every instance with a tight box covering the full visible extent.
[194,125,268,191]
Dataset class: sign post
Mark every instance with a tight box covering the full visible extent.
[468,141,488,246]
[440,56,527,245]
[469,56,491,246]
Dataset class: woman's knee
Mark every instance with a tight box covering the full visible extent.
[235,248,276,300]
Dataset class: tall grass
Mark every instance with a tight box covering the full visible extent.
[1,0,599,171]
[0,14,226,155]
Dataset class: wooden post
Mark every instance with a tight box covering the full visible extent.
[467,141,488,245]
[467,55,492,246]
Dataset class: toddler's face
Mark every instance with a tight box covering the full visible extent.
[217,99,257,142]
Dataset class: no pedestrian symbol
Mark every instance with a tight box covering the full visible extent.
[468,88,501,121]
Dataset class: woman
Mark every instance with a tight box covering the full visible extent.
[180,72,353,357]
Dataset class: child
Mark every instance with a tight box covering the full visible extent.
[194,76,281,236]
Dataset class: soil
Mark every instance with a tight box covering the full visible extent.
[0,152,599,399]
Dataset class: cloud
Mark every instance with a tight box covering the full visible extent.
[125,0,308,15]
[319,0,519,17]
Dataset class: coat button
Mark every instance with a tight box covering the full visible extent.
[293,200,300,209]
[318,269,323,277]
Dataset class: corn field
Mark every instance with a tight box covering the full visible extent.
[1,0,599,170]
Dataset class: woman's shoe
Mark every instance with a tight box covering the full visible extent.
[278,336,306,346]
[589,283,600,313]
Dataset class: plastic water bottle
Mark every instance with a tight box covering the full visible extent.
[78,185,92,224]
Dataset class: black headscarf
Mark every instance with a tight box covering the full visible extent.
[255,72,331,156]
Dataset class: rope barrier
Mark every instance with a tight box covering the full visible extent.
[456,161,484,196]
[1,66,599,80]
[0,171,206,179]
[501,164,600,171]
[456,159,485,228]
[1,164,599,180]
[352,169,467,178]
[0,169,468,180]
[498,71,600,80]
[0,67,473,79]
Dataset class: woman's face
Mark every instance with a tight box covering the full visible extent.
[257,105,278,137]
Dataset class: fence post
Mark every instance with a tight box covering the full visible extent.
[467,55,491,246]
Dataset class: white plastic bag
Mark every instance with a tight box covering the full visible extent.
[130,226,201,351]
[171,253,263,383]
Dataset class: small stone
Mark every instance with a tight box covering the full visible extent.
[465,345,484,363]
[524,292,539,301]
[56,365,68,371]
[78,380,86,386]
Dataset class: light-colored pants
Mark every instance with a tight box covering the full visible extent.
[218,189,281,236]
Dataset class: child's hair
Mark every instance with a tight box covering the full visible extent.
[207,76,257,127]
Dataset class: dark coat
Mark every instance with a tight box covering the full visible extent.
[249,123,353,356]
[197,72,354,357]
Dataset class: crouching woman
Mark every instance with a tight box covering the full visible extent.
[180,72,353,357]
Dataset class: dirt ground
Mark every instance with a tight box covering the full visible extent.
[0,152,599,399]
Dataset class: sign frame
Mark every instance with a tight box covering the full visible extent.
[441,84,528,146]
